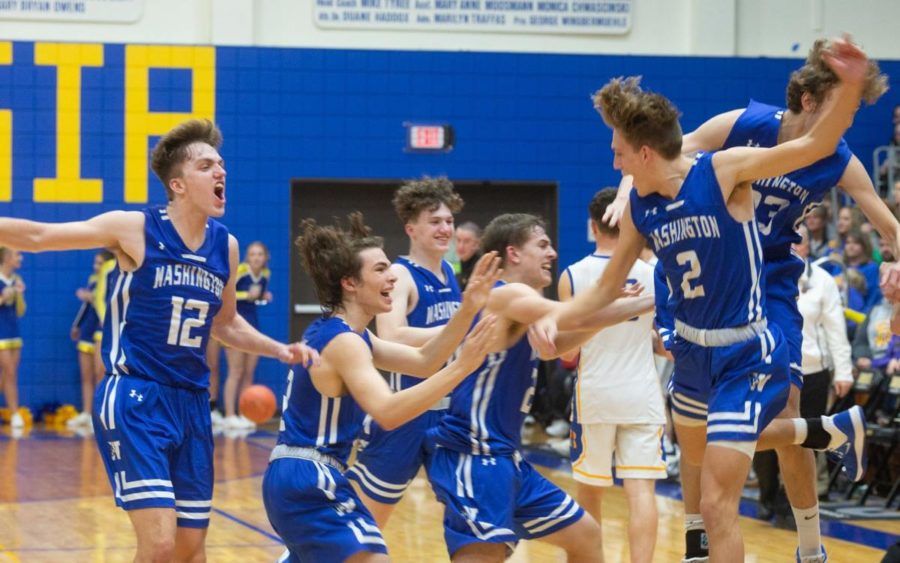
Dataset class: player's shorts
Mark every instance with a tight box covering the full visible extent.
[347,408,444,504]
[0,337,22,350]
[764,254,805,388]
[92,375,213,528]
[76,310,100,354]
[668,323,790,447]
[263,456,387,562]
[570,422,666,486]
[429,446,585,558]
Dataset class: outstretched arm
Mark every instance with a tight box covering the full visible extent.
[212,235,317,365]
[335,314,496,430]
[712,37,867,199]
[681,109,743,155]
[371,252,501,376]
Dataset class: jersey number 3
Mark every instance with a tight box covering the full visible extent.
[167,296,209,348]
[676,250,705,299]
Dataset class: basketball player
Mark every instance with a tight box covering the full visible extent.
[67,250,113,429]
[542,37,870,562]
[0,119,317,561]
[0,248,24,430]
[222,241,273,429]
[264,213,500,562]
[560,188,666,563]
[428,213,655,563]
[605,39,890,562]
[347,177,464,527]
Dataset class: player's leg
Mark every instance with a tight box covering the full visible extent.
[240,352,260,395]
[537,513,603,563]
[767,280,825,560]
[699,443,753,562]
[77,346,95,415]
[616,424,666,563]
[674,421,708,562]
[0,347,18,412]
[128,507,178,562]
[223,346,246,421]
[452,543,507,563]
[570,420,614,551]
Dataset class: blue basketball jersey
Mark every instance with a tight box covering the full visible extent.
[277,316,369,465]
[432,281,538,456]
[723,100,852,257]
[391,257,462,392]
[653,260,675,349]
[101,207,230,390]
[235,263,270,326]
[630,153,765,330]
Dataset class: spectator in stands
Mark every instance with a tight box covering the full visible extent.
[878,121,900,194]
[454,221,482,290]
[805,206,837,261]
[844,228,882,313]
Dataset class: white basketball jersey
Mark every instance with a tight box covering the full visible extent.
[566,254,665,424]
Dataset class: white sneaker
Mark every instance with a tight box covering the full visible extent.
[238,415,257,430]
[545,419,570,438]
[67,412,91,427]
[223,415,240,428]
[548,437,570,456]
[210,410,224,426]
[10,412,24,429]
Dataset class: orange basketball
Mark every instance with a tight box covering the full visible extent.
[239,384,277,424]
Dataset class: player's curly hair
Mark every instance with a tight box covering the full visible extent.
[481,213,546,267]
[150,119,223,201]
[295,212,383,315]
[392,176,464,224]
[786,39,888,113]
[593,77,682,159]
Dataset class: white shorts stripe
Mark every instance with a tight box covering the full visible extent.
[175,511,211,520]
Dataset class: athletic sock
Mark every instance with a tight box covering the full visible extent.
[800,417,831,450]
[792,504,822,557]
[684,514,708,558]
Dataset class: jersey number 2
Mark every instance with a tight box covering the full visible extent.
[676,250,705,299]
[167,296,209,348]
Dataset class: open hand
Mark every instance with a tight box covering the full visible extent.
[281,341,321,367]
[823,35,869,86]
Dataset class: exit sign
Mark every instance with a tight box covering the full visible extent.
[406,124,453,152]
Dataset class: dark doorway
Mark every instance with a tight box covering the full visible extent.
[289,178,558,342]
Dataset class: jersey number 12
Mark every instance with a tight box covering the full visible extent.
[167,296,209,348]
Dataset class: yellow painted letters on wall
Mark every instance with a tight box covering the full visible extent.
[125,46,215,203]
[33,43,105,203]
[0,42,11,202]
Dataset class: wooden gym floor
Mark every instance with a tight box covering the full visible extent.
[0,424,894,562]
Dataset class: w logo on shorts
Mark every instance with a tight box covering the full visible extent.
[750,373,771,392]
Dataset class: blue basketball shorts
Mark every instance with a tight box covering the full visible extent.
[347,408,444,504]
[92,375,213,528]
[764,256,805,388]
[429,446,585,558]
[668,327,790,445]
[263,457,388,562]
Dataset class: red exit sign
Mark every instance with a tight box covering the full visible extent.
[406,124,454,152]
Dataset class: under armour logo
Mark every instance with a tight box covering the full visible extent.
[109,440,121,461]
[158,242,165,250]
[746,139,761,148]
[644,207,658,217]
[129,389,144,402]
[750,373,771,392]
[481,457,497,466]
